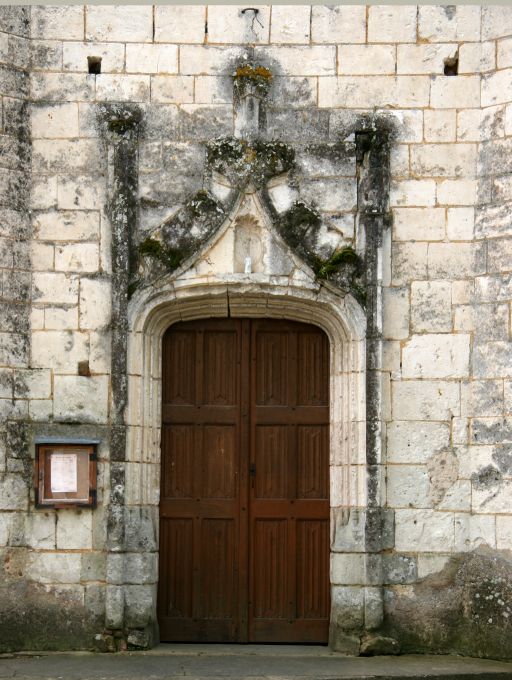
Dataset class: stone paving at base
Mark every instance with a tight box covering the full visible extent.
[1,645,512,680]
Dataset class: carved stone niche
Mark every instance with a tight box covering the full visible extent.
[194,188,294,280]
[233,214,264,274]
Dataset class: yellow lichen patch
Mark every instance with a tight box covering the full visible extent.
[244,147,257,164]
[234,65,272,82]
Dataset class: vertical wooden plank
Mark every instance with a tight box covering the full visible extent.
[255,330,288,406]
[296,519,330,619]
[204,330,238,405]
[162,330,196,404]
[297,330,329,406]
[202,425,236,498]
[191,326,203,625]
[288,329,298,409]
[254,426,288,498]
[238,319,250,642]
[161,425,195,499]
[253,519,288,619]
[191,425,203,624]
[287,473,297,627]
[158,518,194,619]
[199,519,236,619]
[287,330,298,625]
[248,319,257,641]
[297,426,329,499]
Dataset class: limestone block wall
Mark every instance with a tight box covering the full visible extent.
[378,6,512,655]
[0,5,46,651]
[0,7,31,486]
[0,4,511,657]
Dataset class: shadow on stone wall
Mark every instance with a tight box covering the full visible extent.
[382,547,512,660]
[0,548,103,652]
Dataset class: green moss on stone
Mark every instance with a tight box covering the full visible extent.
[207,136,295,188]
[187,189,222,219]
[137,191,224,279]
[276,202,365,302]
[138,238,184,272]
[277,201,321,251]
[312,247,361,280]
[207,137,246,167]
[252,140,295,178]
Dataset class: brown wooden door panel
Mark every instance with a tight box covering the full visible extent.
[163,405,239,424]
[249,619,329,643]
[249,320,330,643]
[254,426,289,499]
[297,331,329,406]
[159,518,193,619]
[202,425,236,499]
[297,425,329,500]
[158,319,244,643]
[162,330,197,405]
[296,519,330,619]
[203,330,239,405]
[255,331,290,406]
[252,519,288,619]
[199,518,236,619]
[159,318,329,644]
[160,502,240,519]
[161,425,195,500]
[248,501,329,520]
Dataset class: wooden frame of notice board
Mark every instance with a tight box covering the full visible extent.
[35,442,97,509]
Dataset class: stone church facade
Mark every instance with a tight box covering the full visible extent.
[0,3,511,658]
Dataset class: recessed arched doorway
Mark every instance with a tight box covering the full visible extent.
[157,317,330,644]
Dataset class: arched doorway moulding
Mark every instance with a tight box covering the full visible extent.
[123,275,368,647]
[124,278,366,509]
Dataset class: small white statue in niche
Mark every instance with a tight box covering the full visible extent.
[233,214,264,274]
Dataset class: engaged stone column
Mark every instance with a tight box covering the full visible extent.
[329,128,395,655]
[102,106,143,645]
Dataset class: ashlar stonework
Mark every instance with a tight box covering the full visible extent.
[0,4,512,659]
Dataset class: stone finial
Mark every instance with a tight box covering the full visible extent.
[233,63,272,140]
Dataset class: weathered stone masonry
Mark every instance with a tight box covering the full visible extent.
[1,4,512,659]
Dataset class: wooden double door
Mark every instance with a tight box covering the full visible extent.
[158,318,330,643]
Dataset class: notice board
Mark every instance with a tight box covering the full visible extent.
[35,443,97,508]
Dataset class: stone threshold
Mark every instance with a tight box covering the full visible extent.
[1,646,512,679]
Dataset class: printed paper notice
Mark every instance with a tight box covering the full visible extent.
[51,453,78,493]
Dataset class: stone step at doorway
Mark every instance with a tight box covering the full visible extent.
[1,647,512,680]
